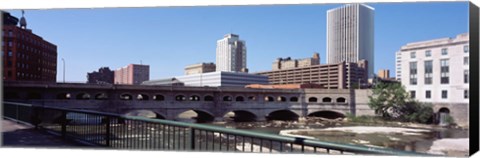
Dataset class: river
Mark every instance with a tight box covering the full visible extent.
[204,118,469,156]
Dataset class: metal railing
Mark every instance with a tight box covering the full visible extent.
[3,101,434,156]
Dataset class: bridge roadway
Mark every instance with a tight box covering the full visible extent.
[4,81,365,122]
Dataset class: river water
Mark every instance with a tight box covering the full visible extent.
[204,119,469,156]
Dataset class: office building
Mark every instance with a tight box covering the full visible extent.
[87,67,114,84]
[114,64,149,85]
[377,69,390,79]
[216,34,247,72]
[272,52,320,70]
[144,71,268,87]
[327,4,374,78]
[257,60,368,89]
[185,62,216,75]
[396,33,469,104]
[2,11,57,82]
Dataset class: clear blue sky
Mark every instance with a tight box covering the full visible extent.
[7,2,468,82]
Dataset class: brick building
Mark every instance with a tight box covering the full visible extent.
[256,60,368,89]
[87,67,114,84]
[2,12,57,82]
[114,64,149,85]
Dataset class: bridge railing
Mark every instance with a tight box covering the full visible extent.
[3,101,434,156]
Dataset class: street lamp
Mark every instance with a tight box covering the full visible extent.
[61,58,65,83]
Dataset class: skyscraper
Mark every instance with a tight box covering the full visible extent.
[216,34,247,72]
[326,4,374,78]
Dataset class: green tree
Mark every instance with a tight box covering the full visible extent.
[368,81,434,123]
[368,82,411,118]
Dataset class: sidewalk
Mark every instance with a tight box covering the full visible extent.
[2,119,86,148]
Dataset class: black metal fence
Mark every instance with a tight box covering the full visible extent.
[3,101,434,156]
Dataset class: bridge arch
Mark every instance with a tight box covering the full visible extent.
[235,96,245,102]
[189,95,201,101]
[223,96,232,101]
[322,97,332,103]
[336,97,346,103]
[76,92,91,100]
[247,96,256,101]
[265,96,275,102]
[176,109,215,123]
[290,97,299,102]
[204,95,214,101]
[266,110,299,121]
[223,110,257,122]
[94,92,108,100]
[56,92,71,100]
[153,94,165,101]
[136,94,149,100]
[308,97,317,103]
[120,93,133,100]
[175,94,186,101]
[277,96,287,102]
[124,110,166,119]
[308,110,345,119]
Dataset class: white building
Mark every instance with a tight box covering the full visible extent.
[396,33,469,104]
[216,34,247,72]
[326,4,374,78]
[143,71,268,87]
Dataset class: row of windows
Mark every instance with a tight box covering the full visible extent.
[49,93,348,103]
[410,90,469,99]
[409,59,468,85]
[3,29,56,51]
[410,45,469,59]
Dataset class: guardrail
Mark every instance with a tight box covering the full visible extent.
[3,101,434,156]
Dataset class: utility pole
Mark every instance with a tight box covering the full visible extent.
[61,58,65,83]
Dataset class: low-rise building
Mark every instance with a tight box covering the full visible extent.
[272,52,320,70]
[184,62,216,75]
[144,71,268,87]
[87,67,114,84]
[257,60,368,89]
[396,33,469,104]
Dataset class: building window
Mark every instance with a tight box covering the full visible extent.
[410,91,416,99]
[425,90,431,99]
[7,61,12,67]
[440,59,449,84]
[424,60,432,84]
[464,45,469,53]
[464,70,469,83]
[441,48,448,55]
[410,52,416,59]
[8,41,12,47]
[441,90,448,99]
[7,71,12,77]
[425,50,431,57]
[409,62,417,85]
[464,90,469,99]
[8,30,13,37]
[464,57,469,65]
[7,51,12,57]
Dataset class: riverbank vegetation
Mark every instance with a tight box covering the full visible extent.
[367,81,434,124]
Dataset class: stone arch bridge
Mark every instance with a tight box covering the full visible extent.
[4,82,365,122]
